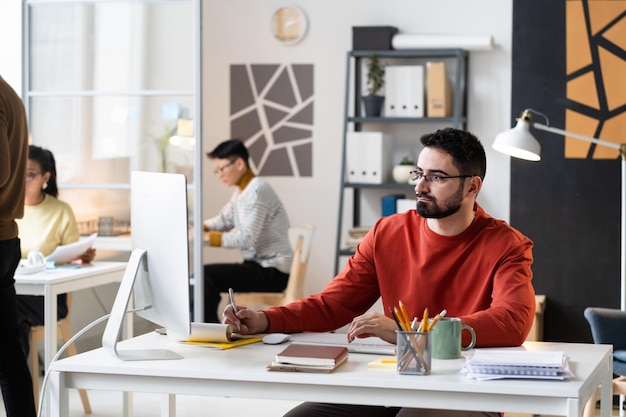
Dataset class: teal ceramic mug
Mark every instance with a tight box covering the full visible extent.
[431,317,476,359]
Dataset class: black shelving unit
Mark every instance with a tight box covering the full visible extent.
[334,48,468,274]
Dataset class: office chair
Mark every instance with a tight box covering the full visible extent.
[583,307,626,417]
[235,223,315,308]
[29,292,92,413]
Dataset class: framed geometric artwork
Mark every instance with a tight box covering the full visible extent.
[230,63,314,177]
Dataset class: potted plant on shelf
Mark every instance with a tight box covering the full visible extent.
[362,54,385,117]
[392,155,416,183]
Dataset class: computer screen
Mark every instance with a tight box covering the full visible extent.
[102,171,191,360]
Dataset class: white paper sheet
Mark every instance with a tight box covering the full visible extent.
[46,233,97,264]
[391,34,494,51]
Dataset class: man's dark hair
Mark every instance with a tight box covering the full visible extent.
[29,145,59,198]
[420,128,486,180]
[207,138,249,167]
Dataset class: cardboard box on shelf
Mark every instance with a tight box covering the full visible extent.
[426,62,453,117]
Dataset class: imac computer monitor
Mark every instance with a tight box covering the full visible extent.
[102,171,191,360]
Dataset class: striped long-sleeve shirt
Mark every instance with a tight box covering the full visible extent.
[204,177,292,273]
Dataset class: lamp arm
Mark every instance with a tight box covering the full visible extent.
[533,122,623,153]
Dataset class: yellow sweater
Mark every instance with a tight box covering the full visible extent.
[16,194,79,258]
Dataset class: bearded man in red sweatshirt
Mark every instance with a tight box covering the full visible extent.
[224,127,535,417]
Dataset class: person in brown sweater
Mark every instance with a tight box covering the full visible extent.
[0,74,36,417]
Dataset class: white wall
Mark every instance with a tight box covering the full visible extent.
[0,0,23,93]
[0,0,515,335]
[202,0,514,299]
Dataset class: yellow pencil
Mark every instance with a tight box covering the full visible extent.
[394,307,410,331]
[425,309,447,332]
[419,307,429,332]
[398,301,412,330]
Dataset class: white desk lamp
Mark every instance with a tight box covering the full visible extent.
[493,108,626,311]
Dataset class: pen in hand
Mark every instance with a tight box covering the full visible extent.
[228,288,241,332]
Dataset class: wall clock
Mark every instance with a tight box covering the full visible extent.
[270,5,308,45]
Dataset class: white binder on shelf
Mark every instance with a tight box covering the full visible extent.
[396,199,415,213]
[384,65,424,118]
[345,132,390,184]
[346,132,367,183]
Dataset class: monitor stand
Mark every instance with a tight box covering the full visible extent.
[102,248,183,361]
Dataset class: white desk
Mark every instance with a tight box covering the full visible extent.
[14,261,127,370]
[48,332,613,417]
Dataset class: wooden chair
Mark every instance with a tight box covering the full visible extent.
[583,307,626,417]
[29,292,92,413]
[235,223,315,308]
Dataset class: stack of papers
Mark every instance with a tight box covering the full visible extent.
[464,349,574,380]
[345,226,371,250]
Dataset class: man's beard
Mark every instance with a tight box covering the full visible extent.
[415,185,464,219]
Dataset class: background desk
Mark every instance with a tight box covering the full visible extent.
[14,261,127,370]
[48,332,612,417]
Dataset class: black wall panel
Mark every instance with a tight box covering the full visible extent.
[511,0,620,342]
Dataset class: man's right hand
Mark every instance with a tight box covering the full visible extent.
[222,304,269,335]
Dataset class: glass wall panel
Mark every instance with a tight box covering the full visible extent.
[25,0,201,319]
[29,95,195,185]
[28,1,194,92]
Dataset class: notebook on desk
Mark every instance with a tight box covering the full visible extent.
[290,332,395,355]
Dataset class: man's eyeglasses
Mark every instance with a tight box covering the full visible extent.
[410,171,472,183]
[213,160,235,175]
[26,171,42,181]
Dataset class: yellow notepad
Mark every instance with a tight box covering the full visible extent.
[368,357,397,369]
[171,322,262,350]
[180,337,263,350]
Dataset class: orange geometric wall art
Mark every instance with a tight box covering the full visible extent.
[566,0,626,159]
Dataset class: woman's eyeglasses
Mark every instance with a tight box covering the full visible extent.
[26,171,42,181]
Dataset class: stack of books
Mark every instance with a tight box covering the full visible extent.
[267,344,349,373]
[464,349,573,380]
[345,226,371,250]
